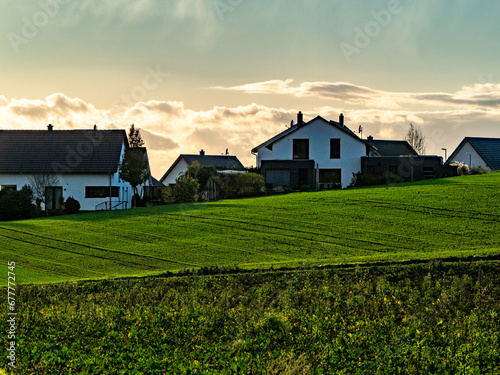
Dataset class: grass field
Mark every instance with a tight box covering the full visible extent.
[2,261,500,373]
[1,173,499,284]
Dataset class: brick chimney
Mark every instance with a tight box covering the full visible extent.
[47,124,53,131]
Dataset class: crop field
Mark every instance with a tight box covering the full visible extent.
[0,173,499,284]
[1,261,499,373]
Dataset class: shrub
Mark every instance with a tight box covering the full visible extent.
[64,196,81,214]
[221,173,265,199]
[159,186,175,204]
[0,185,39,221]
[174,173,199,203]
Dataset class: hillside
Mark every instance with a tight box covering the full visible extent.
[1,173,499,284]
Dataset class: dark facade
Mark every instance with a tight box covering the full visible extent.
[361,156,457,181]
[261,160,315,190]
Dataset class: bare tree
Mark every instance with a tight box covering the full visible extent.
[405,123,426,155]
[28,175,60,215]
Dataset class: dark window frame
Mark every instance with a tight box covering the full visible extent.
[330,138,341,159]
[0,185,17,191]
[85,186,120,198]
[293,139,309,160]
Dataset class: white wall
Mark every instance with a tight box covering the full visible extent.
[162,158,189,186]
[0,172,132,211]
[449,142,491,171]
[257,118,366,187]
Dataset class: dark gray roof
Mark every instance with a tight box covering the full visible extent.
[160,154,245,183]
[0,129,128,174]
[251,115,371,153]
[448,137,500,170]
[367,139,417,156]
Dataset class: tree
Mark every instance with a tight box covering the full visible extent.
[0,185,39,221]
[119,149,150,207]
[405,123,426,155]
[128,124,145,148]
[174,173,199,203]
[28,174,60,215]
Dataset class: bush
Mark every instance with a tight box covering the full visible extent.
[64,196,81,214]
[174,174,200,203]
[0,185,39,221]
[159,186,175,204]
[349,172,404,187]
[451,162,488,176]
[221,173,265,199]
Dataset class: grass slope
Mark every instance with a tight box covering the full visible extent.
[1,173,499,284]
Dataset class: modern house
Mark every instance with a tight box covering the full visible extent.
[160,150,246,186]
[0,125,149,211]
[251,112,371,189]
[362,136,456,180]
[447,137,500,171]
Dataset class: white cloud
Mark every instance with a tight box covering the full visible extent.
[215,80,500,109]
[2,93,500,177]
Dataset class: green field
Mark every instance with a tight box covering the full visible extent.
[2,261,500,373]
[1,173,499,284]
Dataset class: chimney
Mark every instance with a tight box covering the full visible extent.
[200,149,205,156]
[47,124,53,131]
[297,111,303,125]
[93,124,97,130]
[339,113,344,126]
[367,135,373,141]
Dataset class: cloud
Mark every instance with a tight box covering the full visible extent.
[215,80,500,109]
[2,92,500,178]
[140,128,179,151]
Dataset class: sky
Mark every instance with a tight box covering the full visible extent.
[1,0,500,178]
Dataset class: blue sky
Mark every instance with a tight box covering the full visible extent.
[1,0,500,176]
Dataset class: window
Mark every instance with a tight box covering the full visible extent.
[293,139,309,159]
[0,185,17,191]
[85,186,120,198]
[330,139,341,159]
[319,169,341,187]
[45,186,63,210]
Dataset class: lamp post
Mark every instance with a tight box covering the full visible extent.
[441,148,447,163]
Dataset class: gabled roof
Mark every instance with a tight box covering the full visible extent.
[160,154,245,183]
[251,115,371,153]
[0,129,128,174]
[447,137,500,170]
[366,139,418,156]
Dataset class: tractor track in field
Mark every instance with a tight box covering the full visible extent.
[350,200,500,222]
[0,227,198,268]
[163,213,417,252]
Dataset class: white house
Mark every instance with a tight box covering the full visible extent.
[447,137,500,171]
[160,150,246,186]
[252,113,371,189]
[0,125,149,211]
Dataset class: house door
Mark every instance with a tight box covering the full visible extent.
[45,186,63,210]
[298,168,309,188]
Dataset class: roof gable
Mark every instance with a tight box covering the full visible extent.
[367,139,417,156]
[0,129,128,174]
[160,154,245,183]
[251,115,370,153]
[465,137,500,170]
